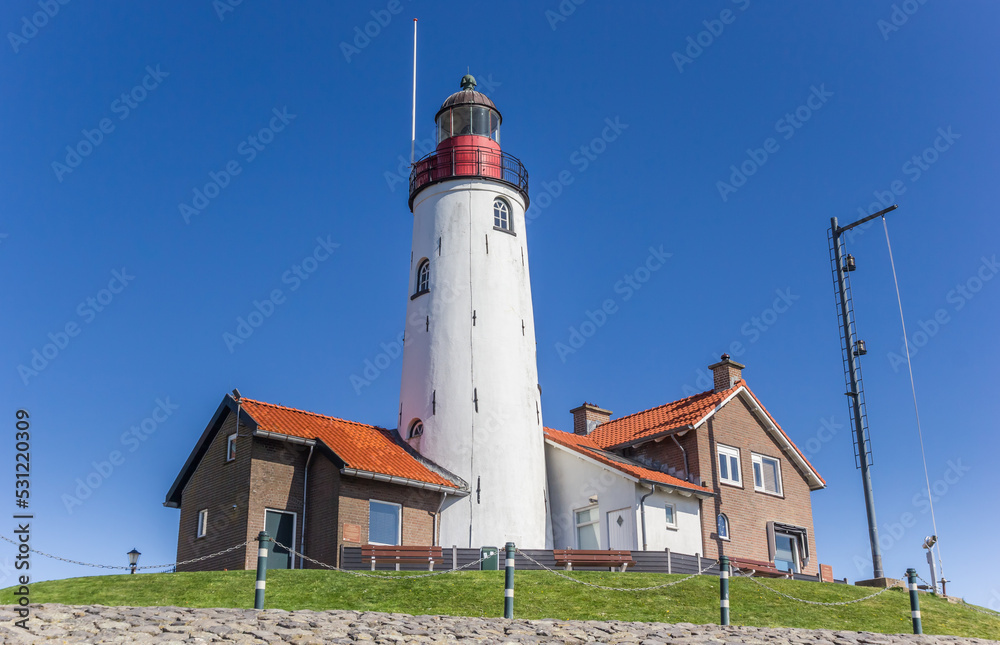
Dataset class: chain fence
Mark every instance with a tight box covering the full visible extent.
[514,548,718,592]
[0,533,250,571]
[731,566,897,606]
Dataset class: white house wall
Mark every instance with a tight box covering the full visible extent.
[633,487,703,555]
[545,441,703,553]
[546,442,634,549]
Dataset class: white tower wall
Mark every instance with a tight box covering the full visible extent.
[400,178,551,549]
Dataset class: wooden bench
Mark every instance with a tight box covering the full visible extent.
[728,556,792,578]
[361,545,444,571]
[553,549,636,572]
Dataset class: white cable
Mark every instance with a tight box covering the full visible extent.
[881,217,945,586]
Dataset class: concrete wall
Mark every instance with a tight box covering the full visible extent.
[545,442,703,554]
[400,176,550,548]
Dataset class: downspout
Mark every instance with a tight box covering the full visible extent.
[434,491,448,546]
[671,434,691,482]
[299,444,314,569]
[639,483,655,551]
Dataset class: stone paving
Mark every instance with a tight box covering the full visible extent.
[0,604,996,644]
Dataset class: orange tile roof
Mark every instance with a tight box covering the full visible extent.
[543,428,712,494]
[238,398,459,489]
[585,380,824,487]
[587,382,740,449]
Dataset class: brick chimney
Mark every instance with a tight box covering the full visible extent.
[707,354,745,393]
[570,403,612,436]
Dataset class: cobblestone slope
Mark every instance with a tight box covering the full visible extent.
[0,604,996,644]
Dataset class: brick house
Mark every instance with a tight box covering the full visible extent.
[566,355,826,575]
[164,394,467,571]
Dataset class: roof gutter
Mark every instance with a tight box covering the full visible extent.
[253,429,317,447]
[341,468,466,495]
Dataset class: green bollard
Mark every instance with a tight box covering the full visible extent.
[503,542,515,619]
[906,568,922,634]
[719,556,730,626]
[254,531,270,610]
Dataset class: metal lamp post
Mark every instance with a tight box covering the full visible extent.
[127,548,141,574]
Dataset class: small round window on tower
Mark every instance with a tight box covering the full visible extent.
[493,198,511,231]
[409,420,424,438]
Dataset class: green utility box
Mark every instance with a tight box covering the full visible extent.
[480,546,499,570]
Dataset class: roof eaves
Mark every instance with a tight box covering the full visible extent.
[340,468,468,495]
[164,394,255,508]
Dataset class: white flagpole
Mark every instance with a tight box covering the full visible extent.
[410,18,418,165]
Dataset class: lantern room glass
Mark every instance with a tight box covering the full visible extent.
[437,106,501,143]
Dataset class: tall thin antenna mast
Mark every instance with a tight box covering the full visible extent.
[410,18,418,165]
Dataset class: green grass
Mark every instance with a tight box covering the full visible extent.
[3,570,998,639]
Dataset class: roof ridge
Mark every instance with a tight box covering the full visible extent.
[599,382,740,427]
[239,397,386,431]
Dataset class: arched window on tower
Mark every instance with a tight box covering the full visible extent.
[414,260,430,296]
[408,420,424,438]
[493,198,511,232]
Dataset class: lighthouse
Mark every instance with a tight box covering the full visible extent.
[399,75,550,549]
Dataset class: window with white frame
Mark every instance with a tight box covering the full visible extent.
[717,444,742,486]
[574,506,599,549]
[368,500,401,545]
[664,503,677,529]
[717,513,730,540]
[752,453,783,495]
[408,420,424,438]
[197,509,208,538]
[493,198,511,231]
[414,260,430,295]
[226,433,237,462]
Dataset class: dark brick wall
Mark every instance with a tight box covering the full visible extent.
[176,410,250,572]
[337,478,440,553]
[304,452,340,568]
[697,396,819,575]
[244,437,310,568]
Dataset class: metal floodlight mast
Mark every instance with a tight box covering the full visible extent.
[828,204,897,581]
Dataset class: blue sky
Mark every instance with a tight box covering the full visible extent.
[2,1,998,610]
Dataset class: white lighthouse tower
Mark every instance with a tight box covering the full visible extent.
[399,75,550,549]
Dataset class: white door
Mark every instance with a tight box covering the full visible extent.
[607,508,635,550]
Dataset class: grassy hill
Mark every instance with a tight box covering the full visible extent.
[3,570,998,639]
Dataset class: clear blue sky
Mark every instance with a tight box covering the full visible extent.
[2,1,998,610]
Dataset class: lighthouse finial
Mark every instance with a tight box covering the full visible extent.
[460,74,477,91]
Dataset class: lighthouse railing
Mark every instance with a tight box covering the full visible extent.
[409,146,529,207]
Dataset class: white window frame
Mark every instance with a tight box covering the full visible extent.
[717,444,742,487]
[226,433,237,462]
[368,499,402,546]
[752,452,783,496]
[574,504,600,549]
[408,420,423,438]
[717,513,730,541]
[664,502,677,530]
[414,260,430,295]
[197,509,208,538]
[493,198,512,232]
